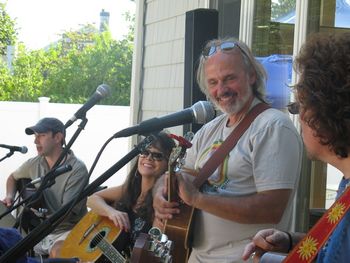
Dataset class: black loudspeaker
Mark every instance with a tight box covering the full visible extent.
[183,9,218,134]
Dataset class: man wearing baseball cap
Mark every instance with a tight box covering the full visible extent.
[25,117,66,138]
[2,117,89,258]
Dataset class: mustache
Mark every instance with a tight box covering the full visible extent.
[216,90,237,100]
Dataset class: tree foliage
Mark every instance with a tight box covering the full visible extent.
[0,12,134,106]
[271,0,296,20]
[0,1,17,55]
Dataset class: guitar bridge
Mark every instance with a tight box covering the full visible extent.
[79,218,102,245]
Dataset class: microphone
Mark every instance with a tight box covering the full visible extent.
[0,144,28,154]
[114,101,216,138]
[65,84,111,128]
[30,164,72,184]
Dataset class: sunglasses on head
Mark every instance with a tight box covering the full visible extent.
[139,149,166,161]
[202,41,241,57]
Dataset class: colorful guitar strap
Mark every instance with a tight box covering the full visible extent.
[284,185,350,262]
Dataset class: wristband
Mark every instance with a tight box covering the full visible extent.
[283,231,293,252]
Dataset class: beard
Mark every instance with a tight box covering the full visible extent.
[210,86,253,115]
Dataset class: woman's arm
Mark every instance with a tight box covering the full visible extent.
[87,185,131,231]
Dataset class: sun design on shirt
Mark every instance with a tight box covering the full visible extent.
[327,202,346,224]
[297,236,318,260]
[199,140,229,188]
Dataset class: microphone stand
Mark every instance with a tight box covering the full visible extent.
[0,118,89,221]
[0,150,14,162]
[0,134,157,262]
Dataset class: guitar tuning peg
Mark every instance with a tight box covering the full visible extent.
[165,240,173,251]
[184,131,194,141]
[164,254,172,263]
[178,155,187,167]
[160,233,168,243]
[148,227,163,241]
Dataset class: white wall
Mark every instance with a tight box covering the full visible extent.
[0,99,131,199]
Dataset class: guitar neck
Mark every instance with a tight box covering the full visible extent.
[97,238,125,263]
[167,169,177,203]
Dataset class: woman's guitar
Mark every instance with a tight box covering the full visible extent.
[60,210,172,263]
[60,210,128,262]
[163,133,194,263]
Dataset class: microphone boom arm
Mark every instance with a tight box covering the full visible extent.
[0,151,14,163]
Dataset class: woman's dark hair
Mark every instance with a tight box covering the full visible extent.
[115,131,176,222]
[294,32,350,158]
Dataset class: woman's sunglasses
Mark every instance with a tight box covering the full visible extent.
[139,150,166,161]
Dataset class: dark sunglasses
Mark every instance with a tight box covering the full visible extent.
[202,41,241,57]
[139,150,166,161]
[287,102,300,114]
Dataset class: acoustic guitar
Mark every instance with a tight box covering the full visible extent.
[60,210,128,262]
[15,178,47,233]
[60,210,173,263]
[163,133,194,263]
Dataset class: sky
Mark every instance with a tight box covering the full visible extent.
[5,0,136,50]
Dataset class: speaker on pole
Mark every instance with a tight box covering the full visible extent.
[183,9,218,133]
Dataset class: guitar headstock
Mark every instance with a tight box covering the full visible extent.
[168,146,182,171]
[168,132,193,171]
[167,133,193,203]
[130,227,173,263]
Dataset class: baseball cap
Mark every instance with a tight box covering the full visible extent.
[25,117,65,136]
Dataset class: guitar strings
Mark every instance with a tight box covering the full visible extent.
[87,224,124,261]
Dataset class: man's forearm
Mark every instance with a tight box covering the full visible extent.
[6,174,17,199]
[152,173,165,196]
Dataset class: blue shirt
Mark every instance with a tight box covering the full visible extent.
[0,227,78,262]
[317,178,350,263]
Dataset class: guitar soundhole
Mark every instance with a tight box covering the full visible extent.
[90,230,107,249]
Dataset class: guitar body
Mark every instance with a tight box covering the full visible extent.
[16,178,44,209]
[163,203,194,262]
[60,210,129,263]
[16,178,46,233]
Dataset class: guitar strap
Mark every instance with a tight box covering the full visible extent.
[192,102,270,189]
[284,185,350,262]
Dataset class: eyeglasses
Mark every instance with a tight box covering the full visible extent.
[202,41,241,57]
[287,102,300,114]
[139,150,166,161]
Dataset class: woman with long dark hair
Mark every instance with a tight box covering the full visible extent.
[87,131,175,247]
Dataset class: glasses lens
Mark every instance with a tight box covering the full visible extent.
[139,150,165,161]
[202,46,216,57]
[151,152,165,161]
[202,42,237,57]
[287,102,300,114]
[208,46,217,56]
[220,42,236,51]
